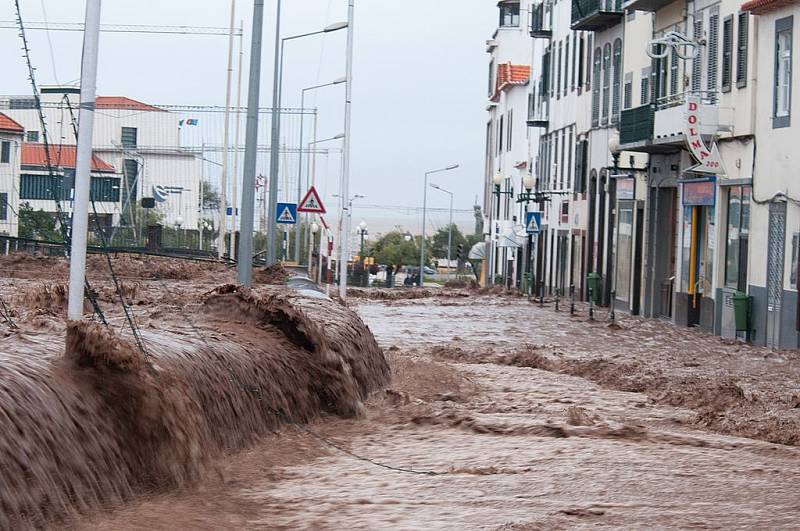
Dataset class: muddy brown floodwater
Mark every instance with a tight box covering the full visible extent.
[59,290,799,530]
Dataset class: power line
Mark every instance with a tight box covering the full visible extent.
[0,21,244,36]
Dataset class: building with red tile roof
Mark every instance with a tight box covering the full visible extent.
[491,63,531,101]
[741,0,798,13]
[95,96,166,112]
[0,113,24,134]
[21,143,116,173]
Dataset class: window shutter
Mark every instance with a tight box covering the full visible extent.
[670,49,679,95]
[692,19,703,92]
[575,137,583,193]
[624,78,632,109]
[602,43,611,124]
[722,15,733,92]
[707,14,720,93]
[542,48,551,98]
[592,48,601,126]
[736,13,749,88]
[612,39,622,123]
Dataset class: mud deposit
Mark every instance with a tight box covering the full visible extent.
[0,283,388,530]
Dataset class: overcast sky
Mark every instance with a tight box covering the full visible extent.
[0,1,496,234]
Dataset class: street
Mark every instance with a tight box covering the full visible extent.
[71,290,800,530]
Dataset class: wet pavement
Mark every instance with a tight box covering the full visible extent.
[71,293,800,530]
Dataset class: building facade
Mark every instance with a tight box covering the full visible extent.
[484,0,800,347]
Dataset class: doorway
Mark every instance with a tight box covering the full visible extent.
[766,202,786,348]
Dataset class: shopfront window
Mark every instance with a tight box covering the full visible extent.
[724,185,751,290]
[615,204,634,301]
[681,179,716,295]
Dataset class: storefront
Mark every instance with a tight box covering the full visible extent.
[676,177,716,329]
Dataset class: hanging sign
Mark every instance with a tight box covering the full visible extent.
[297,186,326,214]
[684,95,725,175]
[525,212,542,234]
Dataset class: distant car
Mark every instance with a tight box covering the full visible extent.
[423,266,436,275]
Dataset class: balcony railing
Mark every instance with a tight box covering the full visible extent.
[529,3,552,38]
[527,100,549,128]
[571,0,624,31]
[619,105,654,145]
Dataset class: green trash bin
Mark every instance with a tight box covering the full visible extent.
[587,272,601,305]
[732,291,750,331]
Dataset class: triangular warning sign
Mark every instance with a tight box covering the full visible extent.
[527,217,538,232]
[278,206,296,223]
[297,186,326,214]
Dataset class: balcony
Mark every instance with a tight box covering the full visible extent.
[529,3,552,39]
[619,92,726,153]
[622,0,674,12]
[571,0,624,31]
[527,101,549,128]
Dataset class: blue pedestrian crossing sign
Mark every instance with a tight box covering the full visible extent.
[525,212,542,234]
[276,203,297,225]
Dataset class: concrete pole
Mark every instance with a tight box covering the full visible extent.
[237,0,265,286]
[67,0,101,321]
[295,91,305,264]
[265,0,282,265]
[230,20,244,260]
[419,172,429,288]
[219,0,235,259]
[447,192,453,271]
[339,0,354,300]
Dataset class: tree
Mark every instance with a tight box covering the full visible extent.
[369,231,432,267]
[202,181,221,210]
[18,202,63,242]
[430,224,467,260]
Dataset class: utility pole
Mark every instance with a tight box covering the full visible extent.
[219,0,235,259]
[230,20,244,260]
[339,0,354,300]
[265,0,282,265]
[67,0,101,321]
[236,0,265,286]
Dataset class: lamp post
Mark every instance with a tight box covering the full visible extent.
[516,173,536,296]
[266,15,349,266]
[607,133,621,325]
[309,221,319,277]
[491,173,514,286]
[296,77,346,263]
[420,164,459,287]
[430,183,454,275]
[332,193,364,285]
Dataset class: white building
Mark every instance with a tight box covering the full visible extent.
[0,114,23,237]
[0,87,201,239]
[741,0,799,348]
[485,0,535,285]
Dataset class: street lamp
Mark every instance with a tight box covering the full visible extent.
[491,173,514,286]
[430,183,454,275]
[332,193,364,283]
[607,133,622,325]
[420,164,459,287]
[295,77,347,264]
[266,10,349,266]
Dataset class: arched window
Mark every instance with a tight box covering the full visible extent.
[612,39,622,124]
[592,47,602,127]
[602,43,612,125]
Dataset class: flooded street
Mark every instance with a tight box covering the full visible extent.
[73,292,800,530]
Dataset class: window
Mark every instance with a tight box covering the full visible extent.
[624,72,633,109]
[736,13,749,88]
[612,39,622,123]
[586,34,594,91]
[121,127,138,149]
[551,41,557,96]
[692,19,704,92]
[123,159,139,205]
[498,116,504,154]
[556,41,562,99]
[499,2,520,27]
[708,13,720,91]
[655,46,668,101]
[9,98,35,110]
[577,35,585,89]
[553,133,559,189]
[25,131,39,143]
[20,174,69,200]
[592,47,601,126]
[670,49,679,95]
[567,128,573,189]
[0,193,6,221]
[507,110,513,152]
[488,60,495,97]
[722,15,733,92]
[571,33,577,90]
[564,37,570,96]
[724,185,751,290]
[774,16,793,128]
[641,67,652,105]
[602,43,611,124]
[542,46,551,98]
[0,142,9,164]
[560,129,566,189]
